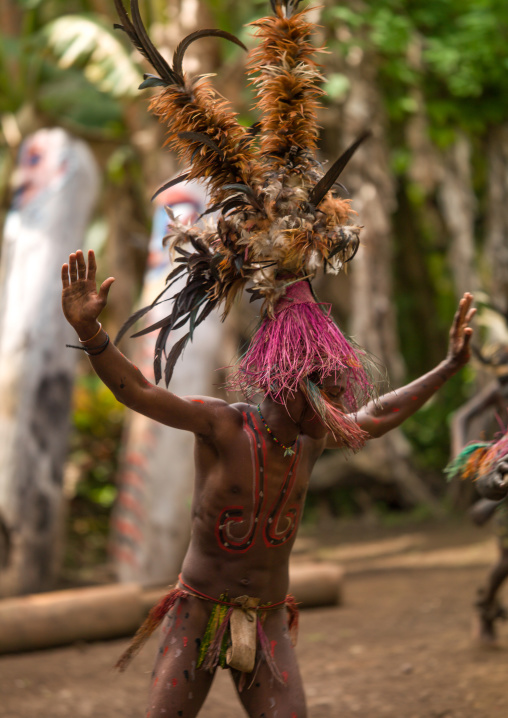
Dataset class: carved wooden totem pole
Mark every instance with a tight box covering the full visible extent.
[110,180,225,586]
[0,128,99,596]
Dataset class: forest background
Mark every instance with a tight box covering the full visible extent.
[1,0,508,582]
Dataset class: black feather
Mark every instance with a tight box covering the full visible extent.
[131,314,174,339]
[178,131,225,160]
[308,132,371,208]
[151,172,191,202]
[129,0,177,83]
[172,29,247,78]
[163,332,191,386]
[114,305,155,344]
[222,183,263,211]
[114,0,181,86]
[270,0,303,19]
[139,73,169,89]
[248,122,261,136]
[153,323,174,384]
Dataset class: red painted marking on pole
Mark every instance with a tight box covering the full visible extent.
[172,678,178,687]
[120,470,145,489]
[153,677,158,687]
[117,492,146,519]
[109,544,139,566]
[183,636,188,647]
[270,640,277,657]
[164,646,169,655]
[392,408,400,413]
[111,517,143,542]
[140,429,158,447]
[126,451,147,468]
[411,396,418,401]
[282,670,289,683]
[191,399,204,403]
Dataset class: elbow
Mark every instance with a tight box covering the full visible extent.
[110,386,140,411]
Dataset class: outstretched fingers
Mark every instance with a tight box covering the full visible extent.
[451,293,475,342]
[76,250,87,279]
[87,249,97,282]
[68,253,78,283]
[98,277,115,303]
[61,263,70,289]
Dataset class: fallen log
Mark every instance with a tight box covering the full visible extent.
[0,583,144,654]
[0,563,343,655]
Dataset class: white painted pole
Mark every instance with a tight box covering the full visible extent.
[0,128,99,596]
[110,180,225,586]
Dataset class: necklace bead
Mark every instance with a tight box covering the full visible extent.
[256,405,297,456]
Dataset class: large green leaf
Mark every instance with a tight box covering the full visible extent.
[43,14,143,98]
[37,69,126,134]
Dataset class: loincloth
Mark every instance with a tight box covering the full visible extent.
[115,574,299,686]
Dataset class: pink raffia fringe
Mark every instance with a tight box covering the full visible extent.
[226,280,376,449]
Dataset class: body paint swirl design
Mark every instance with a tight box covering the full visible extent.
[263,440,302,547]
[215,411,266,552]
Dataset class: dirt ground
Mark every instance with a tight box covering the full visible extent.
[2,519,508,718]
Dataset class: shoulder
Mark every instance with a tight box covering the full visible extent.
[184,396,246,435]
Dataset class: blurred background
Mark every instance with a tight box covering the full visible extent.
[1,0,508,598]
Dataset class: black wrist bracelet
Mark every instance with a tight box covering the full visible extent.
[85,333,110,356]
[67,333,110,356]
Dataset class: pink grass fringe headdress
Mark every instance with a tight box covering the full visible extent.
[226,280,376,450]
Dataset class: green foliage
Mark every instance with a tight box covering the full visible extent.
[43,15,143,98]
[64,374,125,572]
[324,0,508,133]
[401,368,476,470]
[323,73,351,101]
[37,68,126,135]
[0,3,143,139]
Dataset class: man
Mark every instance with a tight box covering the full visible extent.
[62,248,474,718]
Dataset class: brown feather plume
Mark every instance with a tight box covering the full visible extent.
[247,4,325,164]
[114,0,262,205]
[113,0,371,385]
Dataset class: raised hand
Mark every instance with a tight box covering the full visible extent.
[446,292,476,373]
[61,249,115,339]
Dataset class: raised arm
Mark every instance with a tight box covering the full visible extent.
[61,249,226,436]
[351,292,476,441]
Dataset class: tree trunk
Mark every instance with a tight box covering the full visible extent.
[438,133,479,298]
[0,128,99,596]
[486,125,508,313]
[109,181,226,586]
[316,13,443,514]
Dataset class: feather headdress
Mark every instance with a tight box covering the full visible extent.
[445,432,508,483]
[114,0,375,447]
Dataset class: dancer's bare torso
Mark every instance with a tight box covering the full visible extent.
[181,401,323,604]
